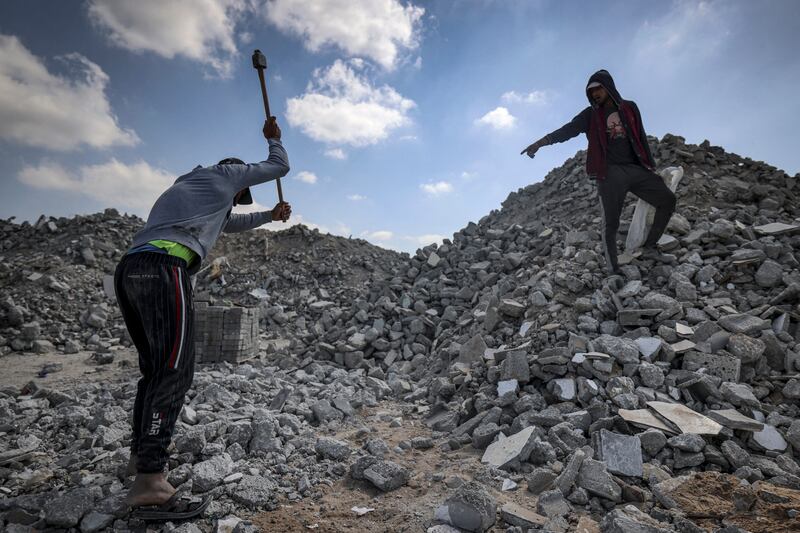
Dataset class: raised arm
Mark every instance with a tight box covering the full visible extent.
[226,117,291,190]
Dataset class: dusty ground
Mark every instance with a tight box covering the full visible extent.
[0,347,139,392]
[5,350,799,533]
[668,471,800,533]
[252,405,565,533]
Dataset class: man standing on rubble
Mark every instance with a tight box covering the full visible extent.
[520,69,676,274]
[114,117,290,520]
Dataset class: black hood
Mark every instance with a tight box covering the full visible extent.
[586,69,623,108]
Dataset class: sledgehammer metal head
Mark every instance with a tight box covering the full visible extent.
[252,49,267,70]
[252,49,271,118]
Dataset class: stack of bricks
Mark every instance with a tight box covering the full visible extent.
[194,302,259,363]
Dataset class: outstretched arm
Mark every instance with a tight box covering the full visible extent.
[223,211,272,233]
[521,108,592,158]
[223,202,292,233]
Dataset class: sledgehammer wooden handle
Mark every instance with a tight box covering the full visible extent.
[252,49,284,205]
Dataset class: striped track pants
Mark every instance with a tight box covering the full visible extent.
[597,163,677,272]
[114,251,194,473]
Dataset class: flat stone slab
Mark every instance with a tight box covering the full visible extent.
[635,337,662,359]
[751,424,788,452]
[458,334,488,364]
[754,222,800,235]
[552,378,576,401]
[670,340,696,353]
[718,313,771,335]
[707,409,764,432]
[618,409,676,434]
[597,429,643,477]
[646,401,723,435]
[500,502,547,529]
[481,426,536,469]
[682,352,741,383]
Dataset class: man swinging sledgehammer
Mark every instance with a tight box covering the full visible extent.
[115,116,290,520]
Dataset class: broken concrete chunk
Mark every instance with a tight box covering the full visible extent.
[751,424,788,452]
[597,429,643,477]
[646,401,722,435]
[481,426,536,469]
[753,222,800,235]
[536,488,571,518]
[434,481,496,533]
[718,313,771,335]
[619,409,675,434]
[707,409,764,432]
[500,502,547,529]
[458,334,487,365]
[577,459,622,502]
[682,352,741,383]
[363,460,410,492]
[600,505,674,533]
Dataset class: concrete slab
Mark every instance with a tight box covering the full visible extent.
[751,424,788,452]
[707,409,764,432]
[682,352,741,383]
[481,426,536,469]
[500,502,547,529]
[754,222,800,235]
[597,429,643,477]
[646,401,723,435]
[618,409,677,434]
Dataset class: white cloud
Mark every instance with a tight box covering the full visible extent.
[87,0,246,77]
[325,148,347,160]
[264,0,425,70]
[475,106,516,130]
[420,181,454,196]
[347,194,367,201]
[632,0,732,72]
[0,35,139,151]
[286,59,415,146]
[292,170,318,184]
[18,159,174,211]
[501,90,548,105]
[363,230,393,242]
[404,233,445,246]
[460,171,477,181]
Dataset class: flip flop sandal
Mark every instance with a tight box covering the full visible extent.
[130,493,212,521]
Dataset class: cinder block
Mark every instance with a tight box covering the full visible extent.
[193,304,259,364]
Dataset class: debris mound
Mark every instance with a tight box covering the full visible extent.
[1,133,799,532]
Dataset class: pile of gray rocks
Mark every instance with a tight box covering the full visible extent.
[1,132,799,532]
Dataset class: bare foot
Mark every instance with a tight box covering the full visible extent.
[126,472,176,507]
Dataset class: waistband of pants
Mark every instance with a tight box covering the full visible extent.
[122,250,188,269]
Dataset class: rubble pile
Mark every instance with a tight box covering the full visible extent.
[1,133,800,532]
[0,211,405,358]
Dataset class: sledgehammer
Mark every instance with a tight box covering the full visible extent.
[252,49,286,212]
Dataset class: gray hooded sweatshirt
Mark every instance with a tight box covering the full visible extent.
[128,138,289,274]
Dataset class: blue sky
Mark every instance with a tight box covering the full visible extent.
[1,0,798,253]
